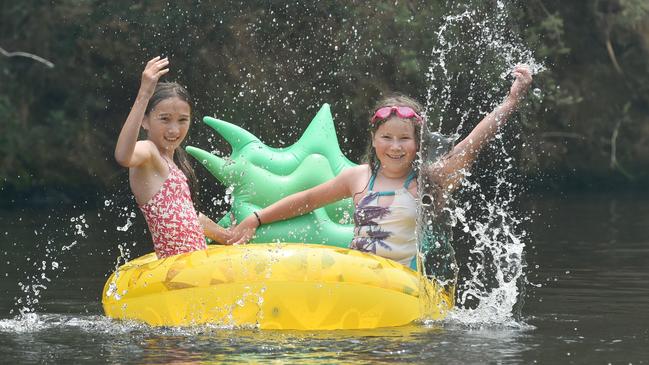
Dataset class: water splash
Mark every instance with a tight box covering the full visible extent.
[416,128,460,288]
[10,213,88,317]
[0,312,255,336]
[421,1,542,325]
[425,3,544,133]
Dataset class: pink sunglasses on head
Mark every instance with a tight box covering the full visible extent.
[370,106,423,125]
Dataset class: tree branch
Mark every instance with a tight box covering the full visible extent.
[0,46,54,68]
[605,36,623,75]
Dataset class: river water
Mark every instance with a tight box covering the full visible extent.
[1,191,648,364]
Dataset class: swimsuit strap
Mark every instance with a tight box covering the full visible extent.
[368,169,416,197]
[368,170,379,191]
[161,155,176,173]
[402,170,416,189]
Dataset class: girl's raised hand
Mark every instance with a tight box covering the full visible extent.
[139,56,170,98]
[508,64,533,102]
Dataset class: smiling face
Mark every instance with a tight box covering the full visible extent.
[143,96,191,154]
[363,95,424,174]
[371,116,418,175]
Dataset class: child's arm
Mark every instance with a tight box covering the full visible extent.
[198,213,233,245]
[114,56,169,167]
[431,64,532,191]
[227,166,361,245]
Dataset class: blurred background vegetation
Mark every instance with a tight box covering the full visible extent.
[1,0,648,207]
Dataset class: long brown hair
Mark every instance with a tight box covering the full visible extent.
[144,82,199,204]
[362,93,425,173]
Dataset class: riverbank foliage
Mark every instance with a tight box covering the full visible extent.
[1,1,648,203]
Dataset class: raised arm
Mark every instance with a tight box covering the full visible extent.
[227,166,360,245]
[114,56,169,167]
[431,64,532,191]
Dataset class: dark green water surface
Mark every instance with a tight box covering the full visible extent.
[1,192,648,364]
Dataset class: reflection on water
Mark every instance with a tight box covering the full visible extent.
[0,313,536,364]
[2,192,649,363]
[523,192,649,363]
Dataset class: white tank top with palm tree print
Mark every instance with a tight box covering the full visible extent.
[349,170,418,268]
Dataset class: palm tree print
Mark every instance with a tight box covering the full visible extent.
[350,192,394,254]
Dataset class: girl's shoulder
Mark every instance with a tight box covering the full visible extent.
[340,164,372,195]
[132,140,167,172]
[136,139,158,153]
[339,164,371,179]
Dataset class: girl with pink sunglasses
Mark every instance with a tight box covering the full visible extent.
[229,65,533,268]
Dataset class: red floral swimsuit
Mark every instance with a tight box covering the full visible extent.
[139,158,206,258]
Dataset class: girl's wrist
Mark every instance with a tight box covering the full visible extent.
[136,89,153,102]
[137,81,156,98]
[501,96,518,112]
[253,211,263,227]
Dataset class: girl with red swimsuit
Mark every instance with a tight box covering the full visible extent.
[115,57,231,258]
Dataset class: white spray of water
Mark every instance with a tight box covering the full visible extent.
[104,203,142,302]
[12,213,87,317]
[422,2,543,326]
